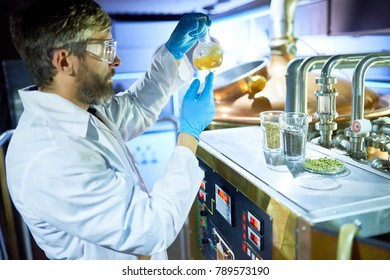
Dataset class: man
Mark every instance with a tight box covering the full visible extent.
[6,0,215,260]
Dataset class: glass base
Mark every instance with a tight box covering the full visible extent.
[295,173,341,190]
[264,151,288,172]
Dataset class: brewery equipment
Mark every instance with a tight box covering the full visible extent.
[189,0,390,260]
[189,124,390,260]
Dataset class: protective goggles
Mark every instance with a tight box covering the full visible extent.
[85,39,117,64]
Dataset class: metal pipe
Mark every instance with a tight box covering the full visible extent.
[292,55,330,113]
[314,53,386,148]
[285,57,304,112]
[352,53,390,121]
[314,54,369,147]
[345,53,390,159]
[270,0,298,58]
[319,53,371,79]
[285,54,371,114]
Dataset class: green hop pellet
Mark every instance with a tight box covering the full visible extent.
[304,157,345,173]
[263,122,280,149]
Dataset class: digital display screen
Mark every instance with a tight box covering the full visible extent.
[250,232,259,245]
[247,227,261,250]
[215,184,232,225]
[250,217,259,230]
[217,188,229,203]
[248,211,261,232]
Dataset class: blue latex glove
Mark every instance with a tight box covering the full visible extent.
[165,13,211,59]
[178,72,215,141]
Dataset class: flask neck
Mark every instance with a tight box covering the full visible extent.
[199,27,211,43]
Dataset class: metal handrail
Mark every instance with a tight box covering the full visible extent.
[0,130,14,147]
[0,129,34,260]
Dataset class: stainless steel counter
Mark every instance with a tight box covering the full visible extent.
[199,126,390,238]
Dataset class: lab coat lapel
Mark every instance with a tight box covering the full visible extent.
[87,112,131,170]
[89,109,149,194]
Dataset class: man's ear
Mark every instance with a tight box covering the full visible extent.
[52,49,74,75]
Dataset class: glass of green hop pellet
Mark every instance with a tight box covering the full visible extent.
[260,111,287,172]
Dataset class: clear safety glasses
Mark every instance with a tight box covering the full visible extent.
[85,39,117,64]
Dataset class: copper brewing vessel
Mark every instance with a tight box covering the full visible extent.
[212,54,390,127]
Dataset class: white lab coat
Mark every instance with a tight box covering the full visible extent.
[5,46,204,260]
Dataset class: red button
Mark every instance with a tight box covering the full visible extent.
[242,242,247,252]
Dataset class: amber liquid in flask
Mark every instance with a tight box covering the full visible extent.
[193,27,223,71]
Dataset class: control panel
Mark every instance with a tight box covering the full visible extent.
[196,159,272,260]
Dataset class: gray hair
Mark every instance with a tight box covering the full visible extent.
[10,0,112,88]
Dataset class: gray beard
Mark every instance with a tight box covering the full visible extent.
[76,63,115,105]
